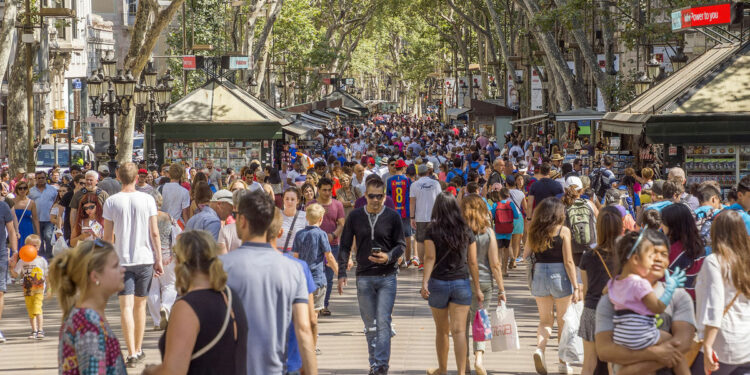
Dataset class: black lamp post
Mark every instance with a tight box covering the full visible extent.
[134,62,173,170]
[86,51,136,175]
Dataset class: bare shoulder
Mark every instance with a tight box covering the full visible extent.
[559,225,571,237]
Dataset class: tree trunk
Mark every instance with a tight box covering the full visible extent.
[7,43,28,176]
[250,0,283,89]
[484,0,520,84]
[116,0,187,166]
[0,0,19,85]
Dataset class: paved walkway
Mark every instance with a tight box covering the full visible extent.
[0,262,580,374]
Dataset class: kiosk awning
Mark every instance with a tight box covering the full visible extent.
[646,113,750,144]
[510,113,549,126]
[446,107,470,119]
[554,108,604,122]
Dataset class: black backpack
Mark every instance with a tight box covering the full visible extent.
[590,169,609,199]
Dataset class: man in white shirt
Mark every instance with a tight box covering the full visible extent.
[103,162,163,367]
[160,164,190,223]
[409,164,442,268]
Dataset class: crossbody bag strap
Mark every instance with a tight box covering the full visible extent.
[19,199,31,221]
[283,211,300,251]
[191,287,234,360]
[723,293,740,316]
[594,249,613,279]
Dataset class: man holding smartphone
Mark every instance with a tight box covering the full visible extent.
[338,176,405,375]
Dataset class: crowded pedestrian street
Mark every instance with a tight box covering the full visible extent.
[1,264,565,374]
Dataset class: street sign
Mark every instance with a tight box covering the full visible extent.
[229,56,250,69]
[92,127,109,143]
[72,79,82,90]
[183,55,197,70]
[345,78,354,86]
[48,129,67,134]
[671,3,735,31]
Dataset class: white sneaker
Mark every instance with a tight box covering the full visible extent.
[558,362,572,374]
[533,349,547,375]
[0,331,5,343]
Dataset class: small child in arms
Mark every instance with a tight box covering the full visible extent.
[608,228,688,375]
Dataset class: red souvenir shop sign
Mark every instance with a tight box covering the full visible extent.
[671,3,734,31]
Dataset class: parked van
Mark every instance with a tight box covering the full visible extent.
[35,143,95,172]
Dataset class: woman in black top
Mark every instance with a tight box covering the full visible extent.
[578,207,621,375]
[144,231,247,375]
[421,192,481,375]
[522,198,580,375]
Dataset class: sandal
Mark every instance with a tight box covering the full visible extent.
[320,307,331,316]
[36,330,45,339]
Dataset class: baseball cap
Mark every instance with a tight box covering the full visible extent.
[97,164,109,173]
[395,160,407,169]
[367,157,375,165]
[138,168,148,175]
[517,160,529,172]
[565,176,583,189]
[211,189,233,204]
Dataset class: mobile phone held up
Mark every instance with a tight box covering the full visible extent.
[371,247,382,255]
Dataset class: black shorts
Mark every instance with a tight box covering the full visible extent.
[118,264,154,297]
[497,239,510,248]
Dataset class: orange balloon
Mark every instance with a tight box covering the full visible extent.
[19,245,37,263]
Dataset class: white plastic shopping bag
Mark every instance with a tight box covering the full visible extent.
[52,232,69,257]
[491,301,520,352]
[558,301,584,364]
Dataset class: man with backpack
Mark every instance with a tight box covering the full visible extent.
[492,187,521,276]
[564,176,596,265]
[589,156,616,203]
[445,158,465,185]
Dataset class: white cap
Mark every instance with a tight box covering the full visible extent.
[565,176,583,189]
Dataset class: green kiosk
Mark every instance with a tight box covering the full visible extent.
[156,78,290,171]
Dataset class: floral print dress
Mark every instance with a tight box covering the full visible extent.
[59,307,127,375]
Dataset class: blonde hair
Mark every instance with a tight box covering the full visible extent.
[266,208,283,243]
[48,240,116,320]
[25,234,41,248]
[118,162,138,184]
[306,203,325,224]
[460,194,491,233]
[173,231,227,295]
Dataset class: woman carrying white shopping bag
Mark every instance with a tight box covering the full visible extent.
[523,198,581,375]
[420,193,483,375]
[460,195,507,375]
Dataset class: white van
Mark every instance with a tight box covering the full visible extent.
[35,143,96,172]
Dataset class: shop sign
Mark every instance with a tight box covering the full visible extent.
[671,3,732,31]
[183,55,197,70]
[530,67,544,111]
[669,146,678,156]
[228,56,250,70]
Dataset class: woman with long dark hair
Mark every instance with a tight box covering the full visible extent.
[523,198,580,375]
[693,210,750,374]
[421,192,481,375]
[661,203,705,300]
[70,193,103,247]
[579,207,621,375]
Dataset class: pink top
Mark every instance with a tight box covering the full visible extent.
[607,274,655,316]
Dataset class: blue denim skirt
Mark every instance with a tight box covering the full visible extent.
[531,262,573,298]
[428,278,472,308]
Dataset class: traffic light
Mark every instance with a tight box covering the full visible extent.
[53,110,66,130]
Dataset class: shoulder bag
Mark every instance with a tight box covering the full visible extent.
[685,292,740,366]
[191,287,236,360]
[282,210,301,251]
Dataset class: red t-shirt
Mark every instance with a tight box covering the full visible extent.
[308,199,345,246]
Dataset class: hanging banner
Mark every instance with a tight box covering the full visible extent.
[596,54,620,111]
[507,70,523,109]
[530,67,544,111]
[671,3,735,31]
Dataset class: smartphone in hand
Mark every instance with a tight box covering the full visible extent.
[371,247,382,255]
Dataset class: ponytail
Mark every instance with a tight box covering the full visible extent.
[48,240,116,320]
[173,230,227,295]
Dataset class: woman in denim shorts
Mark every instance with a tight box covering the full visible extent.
[420,192,482,375]
[522,198,581,375]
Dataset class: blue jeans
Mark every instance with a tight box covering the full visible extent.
[357,273,397,372]
[39,221,55,259]
[324,245,339,308]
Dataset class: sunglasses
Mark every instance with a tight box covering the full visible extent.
[16,187,27,191]
[367,194,384,200]
[84,204,96,210]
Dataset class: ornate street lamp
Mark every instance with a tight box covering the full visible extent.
[87,53,136,174]
[634,71,653,96]
[671,47,688,71]
[646,55,661,80]
[134,62,173,170]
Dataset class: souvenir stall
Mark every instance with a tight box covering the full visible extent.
[156,78,290,172]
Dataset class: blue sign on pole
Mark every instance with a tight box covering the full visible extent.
[72,79,82,90]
